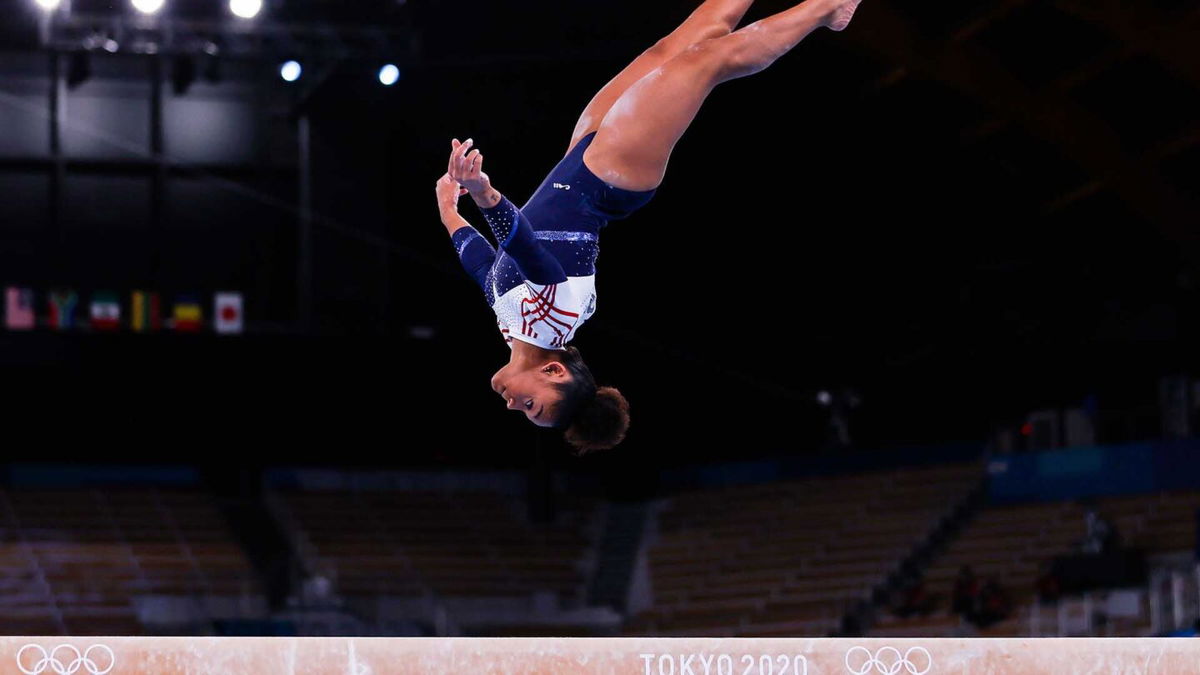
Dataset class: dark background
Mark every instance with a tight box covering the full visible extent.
[0,0,1196,474]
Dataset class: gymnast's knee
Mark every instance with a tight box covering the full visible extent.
[655,21,731,59]
[677,35,760,80]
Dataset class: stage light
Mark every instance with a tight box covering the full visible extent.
[229,0,262,19]
[378,64,400,87]
[34,0,62,10]
[280,60,302,82]
[102,38,119,53]
[817,390,832,406]
[131,0,164,14]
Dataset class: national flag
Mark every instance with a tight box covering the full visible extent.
[5,287,35,330]
[214,292,243,335]
[131,291,162,332]
[48,289,78,330]
[172,295,203,333]
[90,291,121,331]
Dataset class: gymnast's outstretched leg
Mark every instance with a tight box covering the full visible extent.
[565,0,759,156]
[582,0,862,191]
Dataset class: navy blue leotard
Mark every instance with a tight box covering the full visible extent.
[452,131,657,305]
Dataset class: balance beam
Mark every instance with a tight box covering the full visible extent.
[4,637,1195,674]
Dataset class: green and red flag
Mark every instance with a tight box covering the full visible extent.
[131,291,162,332]
[90,291,121,331]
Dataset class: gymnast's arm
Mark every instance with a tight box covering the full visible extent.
[469,186,567,286]
[448,138,566,286]
[437,173,496,293]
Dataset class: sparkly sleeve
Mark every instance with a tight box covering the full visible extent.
[479,195,567,286]
[451,226,497,298]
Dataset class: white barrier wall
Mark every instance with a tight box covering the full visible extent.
[4,637,1198,675]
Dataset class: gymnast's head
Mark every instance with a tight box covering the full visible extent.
[490,345,630,455]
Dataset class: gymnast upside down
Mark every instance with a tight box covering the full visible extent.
[435,0,863,454]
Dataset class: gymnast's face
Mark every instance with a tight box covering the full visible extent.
[491,362,569,428]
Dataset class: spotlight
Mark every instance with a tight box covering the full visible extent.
[66,52,91,89]
[229,0,262,19]
[171,55,196,95]
[34,0,62,10]
[131,0,164,14]
[102,38,119,53]
[279,60,302,83]
[817,390,833,406]
[378,64,400,86]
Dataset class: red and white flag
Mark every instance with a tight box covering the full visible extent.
[214,292,243,335]
[5,287,35,330]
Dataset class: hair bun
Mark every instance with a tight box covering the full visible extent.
[565,387,631,455]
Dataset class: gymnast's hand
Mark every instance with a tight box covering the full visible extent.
[435,172,469,215]
[448,138,491,194]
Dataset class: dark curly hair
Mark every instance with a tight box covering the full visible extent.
[551,346,630,455]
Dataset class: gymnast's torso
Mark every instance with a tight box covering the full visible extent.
[454,131,656,351]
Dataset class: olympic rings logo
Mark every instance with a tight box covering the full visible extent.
[844,646,932,675]
[16,644,115,675]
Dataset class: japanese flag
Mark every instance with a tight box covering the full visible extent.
[214,292,243,335]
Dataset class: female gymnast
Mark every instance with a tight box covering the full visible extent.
[435,0,863,454]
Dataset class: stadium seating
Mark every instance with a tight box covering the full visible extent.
[0,489,261,635]
[1,467,1192,639]
[625,463,983,636]
[870,490,1200,637]
[277,489,598,606]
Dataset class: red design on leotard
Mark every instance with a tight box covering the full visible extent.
[520,284,580,344]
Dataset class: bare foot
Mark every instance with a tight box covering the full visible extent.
[825,0,861,31]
